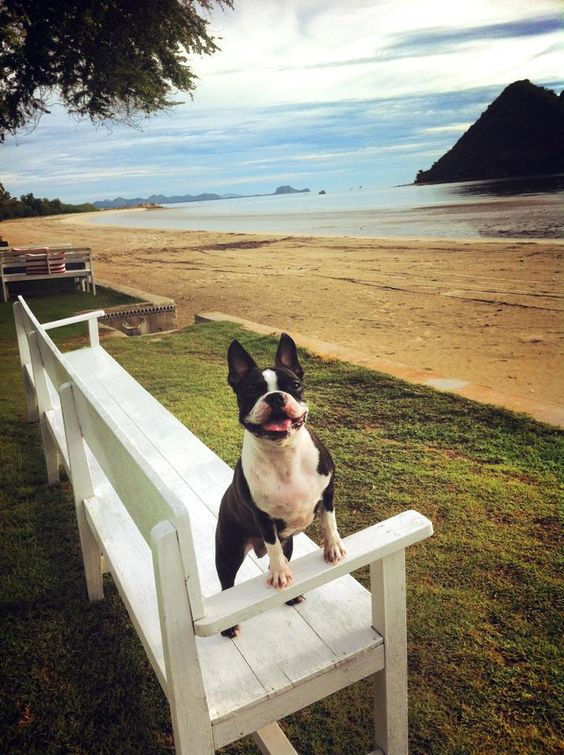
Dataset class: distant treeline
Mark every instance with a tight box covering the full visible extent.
[0,183,97,221]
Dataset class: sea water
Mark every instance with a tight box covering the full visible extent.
[90,175,564,239]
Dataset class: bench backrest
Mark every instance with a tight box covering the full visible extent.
[1,247,92,272]
[15,296,205,620]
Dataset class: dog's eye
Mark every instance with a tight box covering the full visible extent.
[289,380,302,392]
[243,385,258,397]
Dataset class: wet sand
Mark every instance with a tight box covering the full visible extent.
[2,211,563,408]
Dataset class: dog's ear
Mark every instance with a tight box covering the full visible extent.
[227,340,257,388]
[275,332,303,379]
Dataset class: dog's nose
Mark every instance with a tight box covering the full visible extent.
[265,392,286,408]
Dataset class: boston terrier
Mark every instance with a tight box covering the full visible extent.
[215,333,346,637]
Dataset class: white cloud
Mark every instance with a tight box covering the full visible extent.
[193,0,563,106]
[423,123,473,134]
[1,0,562,200]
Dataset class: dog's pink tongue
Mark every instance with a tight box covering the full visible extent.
[263,417,292,432]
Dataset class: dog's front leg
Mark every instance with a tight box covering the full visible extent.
[254,509,293,589]
[265,537,293,589]
[320,481,347,563]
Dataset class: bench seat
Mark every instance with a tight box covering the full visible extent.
[61,346,385,740]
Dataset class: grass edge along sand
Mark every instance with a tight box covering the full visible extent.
[0,292,562,754]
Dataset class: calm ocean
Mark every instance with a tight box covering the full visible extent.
[90,175,564,239]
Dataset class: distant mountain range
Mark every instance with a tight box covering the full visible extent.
[415,80,564,184]
[93,185,310,209]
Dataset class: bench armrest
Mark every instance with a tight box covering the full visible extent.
[194,509,432,637]
[43,310,105,348]
[42,310,105,330]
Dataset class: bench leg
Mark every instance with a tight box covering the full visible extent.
[152,521,215,754]
[40,418,60,485]
[13,303,38,420]
[22,367,38,422]
[76,504,104,601]
[59,382,103,601]
[371,551,409,755]
[26,332,58,480]
[252,722,298,754]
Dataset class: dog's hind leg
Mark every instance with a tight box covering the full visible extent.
[215,530,247,638]
[282,537,305,606]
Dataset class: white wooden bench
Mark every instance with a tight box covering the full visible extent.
[1,246,96,301]
[14,295,433,755]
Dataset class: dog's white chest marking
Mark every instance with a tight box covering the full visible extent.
[242,428,330,537]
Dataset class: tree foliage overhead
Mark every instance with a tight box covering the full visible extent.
[0,0,233,141]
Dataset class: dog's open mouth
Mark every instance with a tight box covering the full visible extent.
[262,415,303,432]
[245,412,307,437]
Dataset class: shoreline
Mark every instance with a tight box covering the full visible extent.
[1,212,562,412]
[64,188,564,242]
[63,207,564,245]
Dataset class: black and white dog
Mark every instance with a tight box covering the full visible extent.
[215,333,346,637]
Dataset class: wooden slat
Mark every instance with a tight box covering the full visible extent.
[213,643,385,749]
[4,271,92,282]
[65,347,234,519]
[85,492,168,690]
[70,374,206,620]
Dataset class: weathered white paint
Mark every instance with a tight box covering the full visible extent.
[152,520,214,754]
[42,309,105,331]
[252,722,298,755]
[371,551,409,755]
[60,381,103,602]
[13,301,37,421]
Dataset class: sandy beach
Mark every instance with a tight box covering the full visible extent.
[2,211,563,408]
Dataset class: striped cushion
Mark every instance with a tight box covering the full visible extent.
[26,251,48,275]
[48,251,66,274]
[23,248,67,275]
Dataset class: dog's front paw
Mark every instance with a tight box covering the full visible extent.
[221,624,241,638]
[267,557,293,590]
[324,537,347,563]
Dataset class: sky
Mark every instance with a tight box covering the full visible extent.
[1,0,563,203]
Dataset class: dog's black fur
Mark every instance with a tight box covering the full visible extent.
[215,334,345,637]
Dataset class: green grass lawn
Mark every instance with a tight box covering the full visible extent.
[1,292,562,754]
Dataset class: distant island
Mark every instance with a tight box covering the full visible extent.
[273,185,310,195]
[94,185,310,209]
[414,80,564,185]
